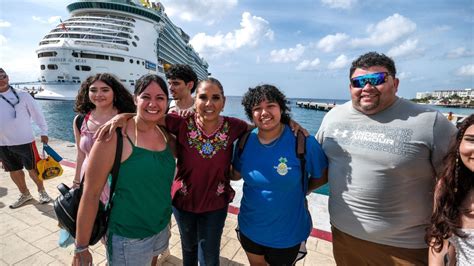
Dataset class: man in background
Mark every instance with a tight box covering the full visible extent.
[166,64,198,112]
[0,67,52,208]
[316,52,457,265]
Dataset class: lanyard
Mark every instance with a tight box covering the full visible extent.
[0,86,20,118]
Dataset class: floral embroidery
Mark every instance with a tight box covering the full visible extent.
[216,182,225,196]
[180,180,188,195]
[187,117,230,158]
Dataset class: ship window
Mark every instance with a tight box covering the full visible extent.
[40,65,45,70]
[132,42,137,47]
[110,56,124,62]
[130,59,134,64]
[80,52,109,60]
[38,51,57,58]
[72,52,79,57]
[142,61,144,66]
[75,65,91,71]
[134,35,139,41]
[47,64,58,70]
[137,60,140,65]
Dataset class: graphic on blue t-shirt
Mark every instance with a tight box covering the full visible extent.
[274,157,291,176]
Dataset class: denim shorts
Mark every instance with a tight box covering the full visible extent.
[107,227,170,265]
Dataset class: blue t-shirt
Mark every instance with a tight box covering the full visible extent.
[233,125,328,248]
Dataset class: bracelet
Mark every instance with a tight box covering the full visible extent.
[74,245,89,254]
[73,180,81,185]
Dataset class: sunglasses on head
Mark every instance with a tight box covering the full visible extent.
[350,72,389,88]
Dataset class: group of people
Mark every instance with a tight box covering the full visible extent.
[0,51,473,266]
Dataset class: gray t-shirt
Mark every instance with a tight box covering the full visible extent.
[315,98,457,248]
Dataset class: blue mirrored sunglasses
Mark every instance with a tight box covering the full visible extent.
[350,72,389,88]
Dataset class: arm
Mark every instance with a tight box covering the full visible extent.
[289,119,309,137]
[72,116,86,188]
[95,113,134,141]
[25,93,49,142]
[72,134,117,265]
[230,166,242,181]
[308,168,328,192]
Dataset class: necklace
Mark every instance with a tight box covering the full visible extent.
[134,117,166,146]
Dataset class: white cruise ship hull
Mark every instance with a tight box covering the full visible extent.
[35,0,209,100]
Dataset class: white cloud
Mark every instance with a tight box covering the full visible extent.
[0,35,7,46]
[317,33,349,52]
[445,47,474,59]
[161,0,237,25]
[296,58,321,71]
[387,39,422,58]
[397,72,412,80]
[190,12,274,57]
[328,54,350,69]
[269,44,305,63]
[0,20,11,27]
[351,13,416,47]
[456,64,474,76]
[321,0,357,9]
[32,16,61,24]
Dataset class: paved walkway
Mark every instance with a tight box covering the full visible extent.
[0,138,336,265]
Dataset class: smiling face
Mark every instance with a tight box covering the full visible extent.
[460,125,474,172]
[194,81,225,124]
[134,81,168,122]
[88,80,114,108]
[251,99,282,133]
[350,66,399,115]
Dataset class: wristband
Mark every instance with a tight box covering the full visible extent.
[74,245,89,254]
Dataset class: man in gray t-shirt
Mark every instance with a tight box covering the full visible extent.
[315,52,457,265]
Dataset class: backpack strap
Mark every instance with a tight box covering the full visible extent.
[296,131,307,193]
[75,114,86,133]
[105,128,123,211]
[237,129,252,157]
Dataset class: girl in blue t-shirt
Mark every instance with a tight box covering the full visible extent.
[232,84,328,265]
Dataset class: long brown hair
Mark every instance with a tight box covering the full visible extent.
[425,114,474,252]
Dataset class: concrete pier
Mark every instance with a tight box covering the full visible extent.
[0,138,336,265]
[296,101,336,112]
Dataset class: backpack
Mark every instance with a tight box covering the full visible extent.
[237,129,307,192]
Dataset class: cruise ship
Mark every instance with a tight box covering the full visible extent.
[35,0,209,100]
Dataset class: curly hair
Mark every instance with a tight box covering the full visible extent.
[73,73,135,114]
[241,84,291,124]
[350,52,397,78]
[165,64,198,94]
[425,114,474,252]
[134,74,169,98]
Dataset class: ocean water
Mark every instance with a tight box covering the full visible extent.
[35,97,473,196]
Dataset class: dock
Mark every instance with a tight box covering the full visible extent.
[296,101,336,112]
[0,138,335,265]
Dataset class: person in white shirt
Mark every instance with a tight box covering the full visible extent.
[0,67,52,208]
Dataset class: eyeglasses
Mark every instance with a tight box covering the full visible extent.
[350,72,389,88]
[0,73,7,80]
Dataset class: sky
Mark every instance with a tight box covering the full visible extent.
[0,0,473,100]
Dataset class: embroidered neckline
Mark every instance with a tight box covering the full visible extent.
[187,116,229,158]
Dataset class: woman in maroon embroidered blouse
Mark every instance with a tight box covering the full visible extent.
[166,78,248,265]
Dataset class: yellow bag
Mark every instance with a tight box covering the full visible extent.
[37,156,63,180]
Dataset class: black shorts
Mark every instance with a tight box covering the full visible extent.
[0,142,40,172]
[236,229,307,266]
